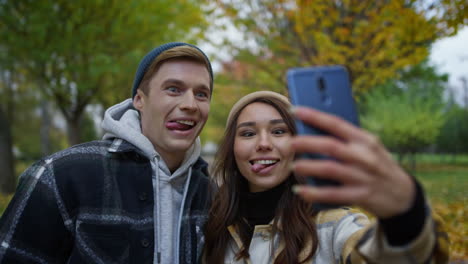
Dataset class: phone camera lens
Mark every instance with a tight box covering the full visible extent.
[318,77,326,92]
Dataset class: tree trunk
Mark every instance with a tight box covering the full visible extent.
[40,100,52,156]
[0,107,16,194]
[66,115,82,146]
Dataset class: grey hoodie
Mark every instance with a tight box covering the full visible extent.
[101,99,202,264]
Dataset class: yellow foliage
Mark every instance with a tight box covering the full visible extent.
[432,201,468,261]
[215,0,463,96]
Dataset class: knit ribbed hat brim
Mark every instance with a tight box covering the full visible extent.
[131,42,213,98]
[226,91,291,126]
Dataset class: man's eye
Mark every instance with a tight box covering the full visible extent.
[196,91,208,98]
[167,86,179,93]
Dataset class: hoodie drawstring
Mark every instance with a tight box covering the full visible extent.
[154,156,162,264]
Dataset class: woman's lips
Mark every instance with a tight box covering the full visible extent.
[251,162,278,175]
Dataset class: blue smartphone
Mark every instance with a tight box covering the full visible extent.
[287,65,359,209]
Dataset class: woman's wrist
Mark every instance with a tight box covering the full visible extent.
[379,177,427,246]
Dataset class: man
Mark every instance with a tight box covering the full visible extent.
[0,42,214,264]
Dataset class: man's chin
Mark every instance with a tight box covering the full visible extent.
[168,138,198,153]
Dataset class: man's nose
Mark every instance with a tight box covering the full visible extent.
[180,92,197,111]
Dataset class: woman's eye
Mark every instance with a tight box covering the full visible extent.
[272,129,287,135]
[240,131,255,137]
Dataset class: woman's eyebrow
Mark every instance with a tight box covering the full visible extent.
[270,119,285,124]
[237,121,255,129]
[237,119,284,129]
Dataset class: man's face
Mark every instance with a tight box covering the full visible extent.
[133,59,211,167]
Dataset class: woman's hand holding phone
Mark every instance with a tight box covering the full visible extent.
[291,106,416,219]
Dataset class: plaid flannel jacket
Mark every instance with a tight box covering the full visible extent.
[0,139,212,264]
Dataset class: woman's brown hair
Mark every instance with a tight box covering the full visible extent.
[203,94,318,264]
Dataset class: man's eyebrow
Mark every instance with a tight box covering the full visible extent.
[161,78,210,92]
[161,79,186,87]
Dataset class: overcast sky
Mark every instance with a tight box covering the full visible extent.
[430,26,468,105]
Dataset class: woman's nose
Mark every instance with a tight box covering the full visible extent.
[256,132,272,151]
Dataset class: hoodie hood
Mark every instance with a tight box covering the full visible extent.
[101,98,201,176]
[102,98,204,262]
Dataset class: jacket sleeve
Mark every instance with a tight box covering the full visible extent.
[0,159,73,263]
[336,207,449,264]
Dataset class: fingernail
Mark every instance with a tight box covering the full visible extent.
[289,106,297,116]
[292,185,302,194]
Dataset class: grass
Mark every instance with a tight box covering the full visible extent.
[415,168,467,203]
[415,153,468,165]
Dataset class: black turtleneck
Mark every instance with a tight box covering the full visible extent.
[240,182,286,239]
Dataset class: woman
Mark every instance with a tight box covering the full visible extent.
[203,91,448,264]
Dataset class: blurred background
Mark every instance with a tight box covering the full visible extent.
[0,0,466,261]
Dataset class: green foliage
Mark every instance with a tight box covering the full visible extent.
[436,105,468,153]
[0,0,209,145]
[361,61,447,153]
[362,92,444,152]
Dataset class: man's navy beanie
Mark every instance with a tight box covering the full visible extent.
[131,42,213,98]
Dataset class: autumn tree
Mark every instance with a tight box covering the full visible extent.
[200,60,273,144]
[0,0,209,146]
[213,0,467,95]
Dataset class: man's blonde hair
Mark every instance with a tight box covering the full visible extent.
[137,46,212,95]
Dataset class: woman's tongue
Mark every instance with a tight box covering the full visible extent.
[251,162,275,173]
[166,121,192,131]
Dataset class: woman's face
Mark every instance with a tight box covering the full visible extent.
[234,102,294,192]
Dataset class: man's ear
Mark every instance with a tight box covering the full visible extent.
[133,89,146,111]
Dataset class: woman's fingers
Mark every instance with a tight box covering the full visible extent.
[292,106,390,161]
[291,135,385,174]
[292,106,366,142]
[291,105,417,218]
[293,159,368,184]
[292,185,368,205]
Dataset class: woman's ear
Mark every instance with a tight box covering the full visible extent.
[133,89,146,111]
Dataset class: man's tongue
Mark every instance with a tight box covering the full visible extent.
[166,121,192,131]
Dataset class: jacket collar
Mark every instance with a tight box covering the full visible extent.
[106,138,209,172]
[107,138,146,155]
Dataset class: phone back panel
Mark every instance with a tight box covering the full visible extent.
[287,65,359,137]
[287,66,359,210]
